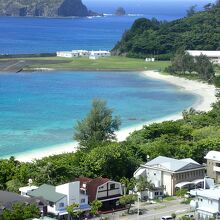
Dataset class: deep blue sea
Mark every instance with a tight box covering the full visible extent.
[0,71,197,157]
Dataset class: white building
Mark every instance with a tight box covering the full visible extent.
[72,50,89,57]
[186,50,220,64]
[20,181,90,217]
[145,58,155,62]
[190,186,220,219]
[134,156,205,197]
[89,50,111,59]
[56,51,79,58]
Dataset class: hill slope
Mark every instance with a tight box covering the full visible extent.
[112,3,220,59]
[0,0,98,17]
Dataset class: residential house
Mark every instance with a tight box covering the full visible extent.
[20,182,90,217]
[134,156,205,197]
[205,151,220,183]
[0,190,47,215]
[89,50,111,59]
[186,50,220,64]
[78,177,123,211]
[190,186,220,219]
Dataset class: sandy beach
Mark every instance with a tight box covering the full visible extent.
[15,70,217,162]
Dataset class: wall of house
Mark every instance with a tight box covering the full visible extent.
[96,181,122,199]
[47,197,68,214]
[56,181,88,206]
[146,168,162,188]
[162,172,172,195]
[54,197,68,213]
[196,196,219,220]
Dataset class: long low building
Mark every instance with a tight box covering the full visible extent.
[186,50,220,64]
[56,50,111,58]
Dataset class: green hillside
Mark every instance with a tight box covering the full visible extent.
[112,2,220,60]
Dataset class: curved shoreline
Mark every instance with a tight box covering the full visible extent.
[11,70,217,162]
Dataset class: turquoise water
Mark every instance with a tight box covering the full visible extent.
[0,71,197,157]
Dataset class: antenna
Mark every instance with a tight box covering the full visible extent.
[28,179,33,187]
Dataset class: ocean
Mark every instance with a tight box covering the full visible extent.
[0,71,197,157]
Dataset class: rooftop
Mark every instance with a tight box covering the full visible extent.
[205,151,220,161]
[143,156,202,172]
[190,186,220,200]
[27,184,66,203]
[187,50,220,57]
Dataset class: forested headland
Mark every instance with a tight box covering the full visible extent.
[112,1,220,60]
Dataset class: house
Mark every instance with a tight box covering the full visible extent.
[20,182,90,217]
[0,190,47,215]
[205,151,220,183]
[186,50,220,64]
[78,177,123,211]
[134,156,205,197]
[190,186,220,219]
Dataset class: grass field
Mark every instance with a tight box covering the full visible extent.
[22,56,170,72]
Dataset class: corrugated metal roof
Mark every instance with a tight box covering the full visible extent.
[187,50,220,57]
[27,184,65,203]
[145,156,202,172]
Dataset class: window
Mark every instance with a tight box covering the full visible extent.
[81,198,86,203]
[110,184,115,190]
[155,192,159,196]
[59,203,64,208]
[99,186,104,190]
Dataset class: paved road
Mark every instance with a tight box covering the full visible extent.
[101,198,193,220]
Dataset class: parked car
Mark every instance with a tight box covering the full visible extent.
[161,216,173,220]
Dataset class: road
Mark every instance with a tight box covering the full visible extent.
[101,198,193,220]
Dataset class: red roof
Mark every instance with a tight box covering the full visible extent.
[77,177,110,202]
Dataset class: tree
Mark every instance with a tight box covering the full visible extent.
[119,194,137,213]
[195,55,215,82]
[186,5,197,17]
[136,175,155,192]
[171,213,176,219]
[74,99,121,150]
[120,177,136,194]
[90,200,102,216]
[0,203,40,220]
[66,203,83,220]
[175,188,188,197]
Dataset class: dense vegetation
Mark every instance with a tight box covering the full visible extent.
[112,1,220,59]
[165,50,220,86]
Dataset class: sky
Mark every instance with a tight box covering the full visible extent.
[84,0,216,16]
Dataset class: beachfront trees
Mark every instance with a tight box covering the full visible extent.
[74,99,121,150]
[195,55,215,82]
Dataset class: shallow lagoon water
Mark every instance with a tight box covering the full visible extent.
[0,71,197,157]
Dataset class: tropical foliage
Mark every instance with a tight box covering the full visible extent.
[74,99,121,150]
[0,203,40,220]
[112,2,220,59]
